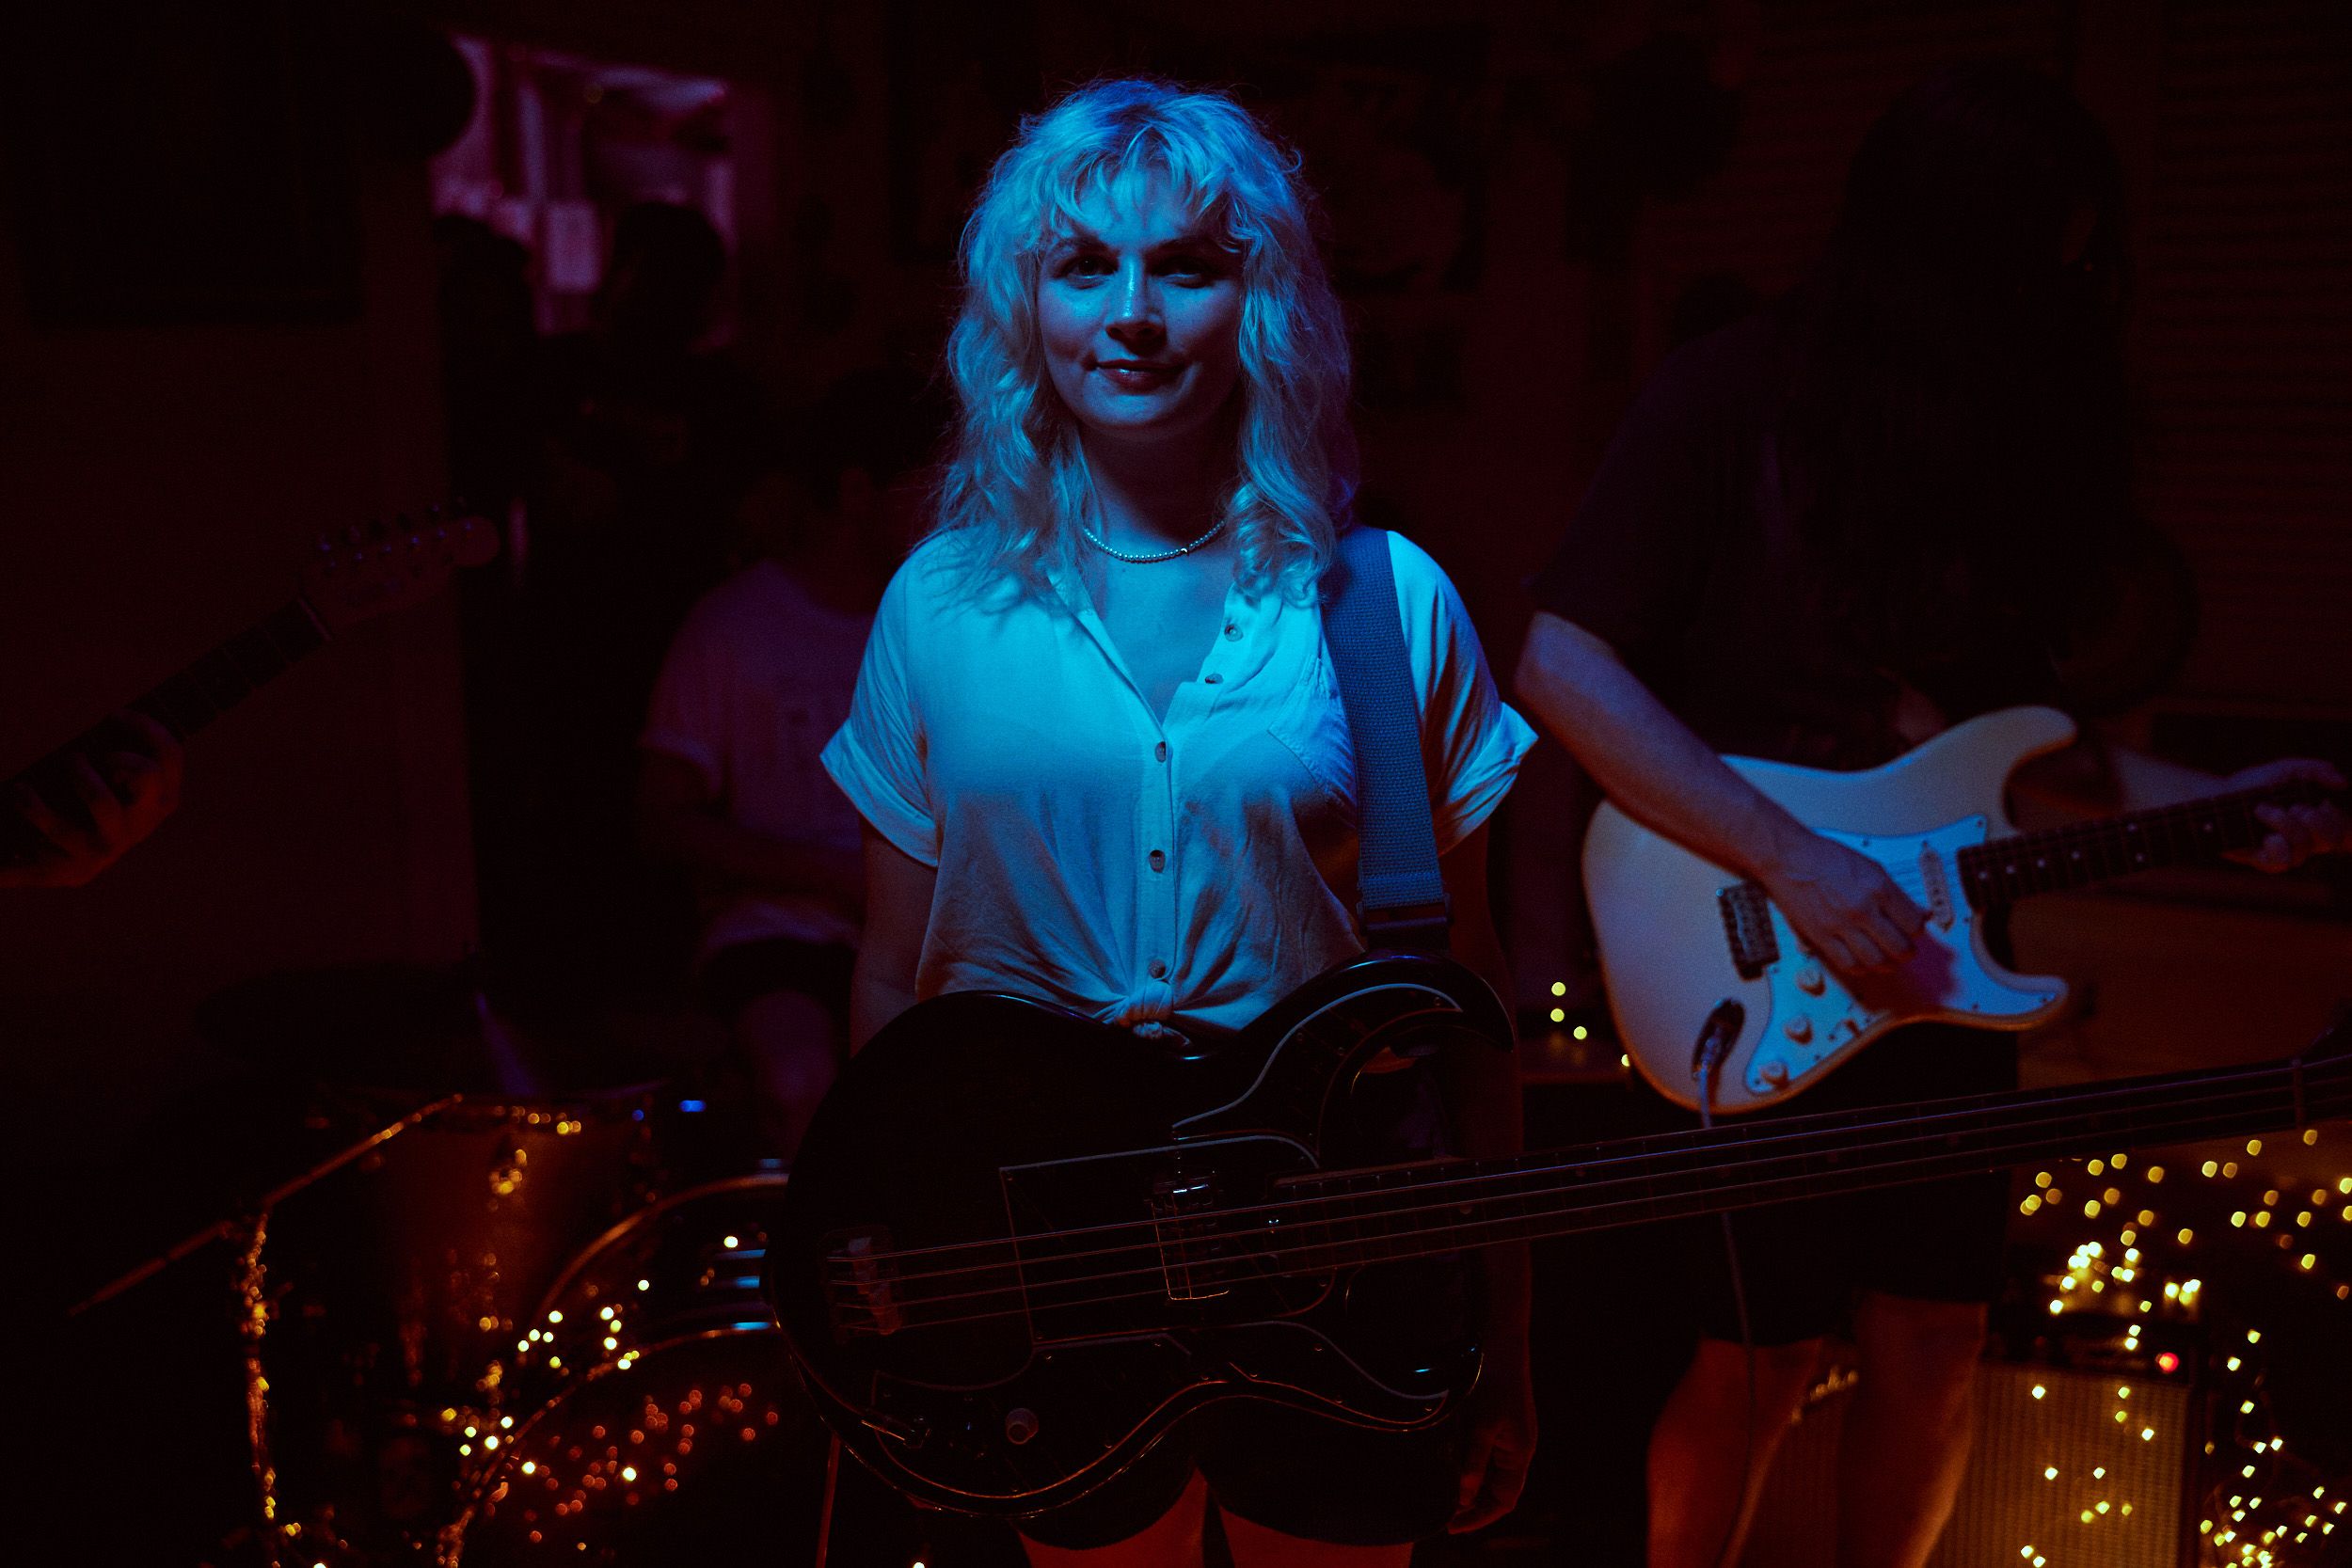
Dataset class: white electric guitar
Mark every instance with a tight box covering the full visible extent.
[1585,705,2344,1115]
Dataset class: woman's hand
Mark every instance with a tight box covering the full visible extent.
[1756,828,1927,976]
[1,712,183,889]
[2221,758,2348,872]
[1449,1343,1538,1533]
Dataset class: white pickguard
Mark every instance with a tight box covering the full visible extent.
[1739,817,2064,1101]
[1583,705,2084,1115]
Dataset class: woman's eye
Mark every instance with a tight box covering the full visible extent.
[1159,254,1218,282]
[1060,253,1113,278]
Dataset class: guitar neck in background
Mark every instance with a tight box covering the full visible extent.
[1959,783,2341,907]
[0,597,328,859]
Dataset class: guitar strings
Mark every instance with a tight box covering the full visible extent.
[812,1065,2336,1329]
[825,1083,2319,1337]
[826,1075,2298,1312]
[818,1053,2328,1279]
[818,1061,2326,1298]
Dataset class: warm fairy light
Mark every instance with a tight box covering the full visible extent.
[2249,1139,2263,1156]
[2038,1171,2054,1188]
[2090,1159,2106,1176]
[2148,1164,2164,1181]
[1574,1024,1590,1040]
[2032,1385,2048,1400]
[1549,1007,1565,1023]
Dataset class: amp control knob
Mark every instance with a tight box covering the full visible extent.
[1005,1408,1041,1446]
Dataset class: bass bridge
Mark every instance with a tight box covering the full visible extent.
[1150,1176,1231,1302]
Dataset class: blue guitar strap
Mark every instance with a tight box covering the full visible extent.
[1323,523,1452,952]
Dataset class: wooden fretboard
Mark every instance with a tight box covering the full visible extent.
[1955,783,2340,907]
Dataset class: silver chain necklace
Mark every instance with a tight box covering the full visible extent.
[1079,518,1228,564]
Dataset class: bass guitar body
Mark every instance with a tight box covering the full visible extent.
[1586,705,2079,1116]
[764,953,1511,1517]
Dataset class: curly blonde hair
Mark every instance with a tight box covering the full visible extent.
[933,78,1356,605]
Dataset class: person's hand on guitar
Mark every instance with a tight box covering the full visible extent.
[0,711,183,889]
[2222,758,2348,872]
[1756,827,1929,976]
[1450,1340,1538,1533]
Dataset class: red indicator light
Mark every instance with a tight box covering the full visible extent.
[2155,1352,2180,1373]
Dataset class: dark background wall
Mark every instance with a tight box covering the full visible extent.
[1,3,2345,1564]
[7,0,2342,1155]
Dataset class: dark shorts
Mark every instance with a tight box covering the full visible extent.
[696,936,855,1028]
[1017,1402,1464,1550]
[1677,1022,2016,1346]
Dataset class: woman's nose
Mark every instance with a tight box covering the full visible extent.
[1104,262,1161,343]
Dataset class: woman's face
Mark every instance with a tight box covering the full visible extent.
[1036,174,1244,457]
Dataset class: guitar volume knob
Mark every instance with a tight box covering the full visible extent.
[1781,1015,1813,1043]
[1795,963,1825,995]
[1005,1407,1041,1446]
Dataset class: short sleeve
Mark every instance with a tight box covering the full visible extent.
[1526,324,1760,672]
[640,605,728,795]
[819,560,940,866]
[1389,533,1538,853]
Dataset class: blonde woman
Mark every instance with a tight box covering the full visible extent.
[824,79,1536,1565]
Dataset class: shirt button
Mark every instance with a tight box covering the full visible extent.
[1223,624,1240,641]
[1203,673,1222,685]
[1154,741,1168,762]
[1148,848,1166,873]
[1149,959,1168,979]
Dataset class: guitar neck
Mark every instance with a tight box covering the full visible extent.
[8,597,327,797]
[1957,784,2332,907]
[1274,1037,2349,1276]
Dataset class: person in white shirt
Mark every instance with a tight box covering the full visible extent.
[639,371,935,1156]
[821,80,1537,1565]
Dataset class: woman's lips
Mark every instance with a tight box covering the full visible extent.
[1094,362,1181,390]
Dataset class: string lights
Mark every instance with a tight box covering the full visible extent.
[2015,1125,2350,1566]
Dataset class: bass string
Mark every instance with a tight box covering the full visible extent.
[821,1068,2315,1298]
[835,1097,2296,1337]
[822,1078,2309,1325]
[823,1060,2319,1292]
[823,1058,2299,1282]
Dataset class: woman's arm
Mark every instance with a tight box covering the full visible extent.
[850,826,937,1051]
[1515,610,1927,974]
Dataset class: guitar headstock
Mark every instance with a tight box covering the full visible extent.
[299,504,500,635]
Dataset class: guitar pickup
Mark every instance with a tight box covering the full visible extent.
[1917,846,1956,930]
[1719,882,1780,980]
[1150,1177,1231,1303]
[826,1229,904,1340]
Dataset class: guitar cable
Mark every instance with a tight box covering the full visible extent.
[1691,1000,1757,1568]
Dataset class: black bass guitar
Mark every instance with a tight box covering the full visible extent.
[764,951,2349,1518]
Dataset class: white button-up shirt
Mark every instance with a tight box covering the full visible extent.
[821,529,1535,1034]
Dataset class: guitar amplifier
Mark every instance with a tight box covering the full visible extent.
[1740,1340,2202,1568]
